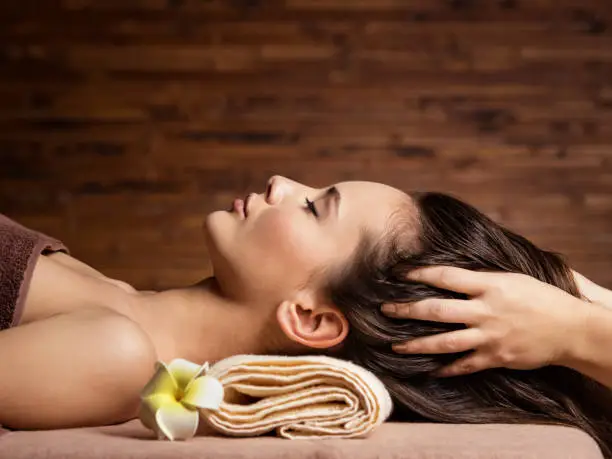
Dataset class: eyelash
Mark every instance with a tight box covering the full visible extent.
[305,198,319,217]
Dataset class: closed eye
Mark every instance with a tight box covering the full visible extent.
[305,198,319,218]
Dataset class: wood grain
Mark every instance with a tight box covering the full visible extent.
[0,0,611,289]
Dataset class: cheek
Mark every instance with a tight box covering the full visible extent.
[248,210,321,276]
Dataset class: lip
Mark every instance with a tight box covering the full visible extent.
[232,198,245,219]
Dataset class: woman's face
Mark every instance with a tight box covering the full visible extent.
[203,176,410,303]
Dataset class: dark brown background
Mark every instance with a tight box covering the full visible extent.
[1,0,611,290]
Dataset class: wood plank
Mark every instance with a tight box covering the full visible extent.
[1,0,610,289]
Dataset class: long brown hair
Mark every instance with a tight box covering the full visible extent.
[327,192,612,457]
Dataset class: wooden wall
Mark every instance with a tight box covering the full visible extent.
[1,0,611,289]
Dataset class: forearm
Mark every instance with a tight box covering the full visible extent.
[572,270,612,309]
[559,302,612,390]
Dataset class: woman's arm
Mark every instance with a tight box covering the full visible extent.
[0,308,157,429]
[572,270,612,310]
[559,302,612,389]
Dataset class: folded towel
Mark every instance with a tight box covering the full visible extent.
[202,354,393,439]
[0,214,67,331]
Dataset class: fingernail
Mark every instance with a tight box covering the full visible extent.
[382,304,397,314]
[434,368,452,378]
[394,342,416,353]
[407,270,421,280]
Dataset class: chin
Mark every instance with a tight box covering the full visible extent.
[203,211,236,263]
[203,209,229,234]
[202,211,225,252]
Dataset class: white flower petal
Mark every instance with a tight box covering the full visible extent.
[139,393,176,436]
[140,362,178,399]
[155,400,199,441]
[138,399,158,433]
[168,358,208,390]
[182,375,224,410]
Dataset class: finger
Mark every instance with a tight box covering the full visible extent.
[393,328,486,355]
[434,352,497,377]
[408,266,489,296]
[384,298,485,325]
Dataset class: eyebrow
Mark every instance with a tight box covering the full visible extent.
[325,186,341,218]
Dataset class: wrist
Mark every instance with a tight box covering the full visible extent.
[556,299,600,369]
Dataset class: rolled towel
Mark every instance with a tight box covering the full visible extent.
[202,354,393,439]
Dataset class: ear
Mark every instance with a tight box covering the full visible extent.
[276,298,349,350]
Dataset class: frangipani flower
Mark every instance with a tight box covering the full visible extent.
[139,358,224,441]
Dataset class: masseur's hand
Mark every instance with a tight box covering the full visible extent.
[382,266,590,377]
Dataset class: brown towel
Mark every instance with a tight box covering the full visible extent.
[0,214,68,331]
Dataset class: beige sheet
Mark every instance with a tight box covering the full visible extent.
[0,420,603,459]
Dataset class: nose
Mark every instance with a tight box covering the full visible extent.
[266,175,290,205]
[266,175,313,205]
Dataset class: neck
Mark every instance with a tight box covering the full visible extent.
[126,278,289,365]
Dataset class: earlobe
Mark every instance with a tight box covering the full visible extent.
[277,300,349,350]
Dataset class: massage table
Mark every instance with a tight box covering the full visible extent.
[0,420,603,459]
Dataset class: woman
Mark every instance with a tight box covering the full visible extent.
[1,176,611,454]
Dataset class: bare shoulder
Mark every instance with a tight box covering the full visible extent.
[82,309,158,393]
[0,307,158,429]
[91,309,159,419]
